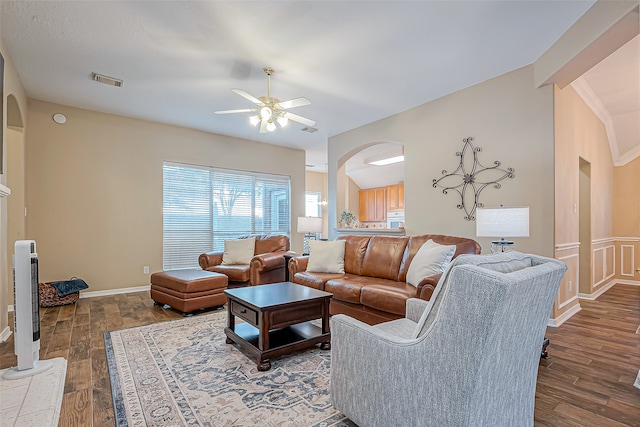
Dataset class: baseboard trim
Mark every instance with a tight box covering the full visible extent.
[613,279,640,286]
[548,304,582,327]
[79,285,150,299]
[6,285,151,313]
[0,326,13,343]
[579,279,617,300]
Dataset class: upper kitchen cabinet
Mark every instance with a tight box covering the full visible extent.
[359,187,386,222]
[386,184,404,211]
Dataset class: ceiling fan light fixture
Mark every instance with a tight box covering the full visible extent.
[215,67,315,134]
[277,115,288,127]
[260,106,272,120]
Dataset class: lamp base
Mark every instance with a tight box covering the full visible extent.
[491,240,514,253]
[303,233,317,255]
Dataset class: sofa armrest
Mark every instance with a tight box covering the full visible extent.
[415,273,442,300]
[198,251,223,270]
[251,251,295,273]
[405,298,429,322]
[289,255,310,277]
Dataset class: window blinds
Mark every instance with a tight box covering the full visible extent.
[163,162,291,270]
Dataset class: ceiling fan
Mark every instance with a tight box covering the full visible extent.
[215,67,316,133]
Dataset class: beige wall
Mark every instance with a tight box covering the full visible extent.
[554,86,613,244]
[552,82,621,321]
[614,156,640,237]
[24,100,306,293]
[1,28,29,338]
[613,157,640,282]
[329,65,555,256]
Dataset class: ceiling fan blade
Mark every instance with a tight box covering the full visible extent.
[260,119,268,133]
[232,88,263,105]
[277,97,311,109]
[284,112,316,127]
[214,108,255,114]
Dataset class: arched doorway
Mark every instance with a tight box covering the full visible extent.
[335,141,404,231]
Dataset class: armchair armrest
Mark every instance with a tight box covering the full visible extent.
[249,250,296,286]
[250,251,295,273]
[330,314,421,417]
[330,314,416,346]
[198,251,223,270]
[405,298,429,323]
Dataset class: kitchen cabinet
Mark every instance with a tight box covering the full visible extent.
[386,184,404,211]
[359,187,386,222]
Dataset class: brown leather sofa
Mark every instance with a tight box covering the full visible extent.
[289,234,481,324]
[199,235,294,287]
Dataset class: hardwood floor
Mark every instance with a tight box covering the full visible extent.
[1,284,639,426]
[536,284,640,426]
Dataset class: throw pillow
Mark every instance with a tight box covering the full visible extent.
[222,237,256,265]
[307,240,346,274]
[406,239,456,287]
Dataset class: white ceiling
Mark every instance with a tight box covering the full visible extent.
[577,35,640,164]
[2,0,634,181]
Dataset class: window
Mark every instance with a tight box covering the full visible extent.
[305,192,321,217]
[163,162,290,270]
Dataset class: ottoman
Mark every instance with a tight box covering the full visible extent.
[150,269,228,315]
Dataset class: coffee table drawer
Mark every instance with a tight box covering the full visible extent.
[230,300,258,325]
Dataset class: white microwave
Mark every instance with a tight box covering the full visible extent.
[387,211,405,229]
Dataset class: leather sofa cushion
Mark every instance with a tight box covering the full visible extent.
[337,235,371,275]
[293,271,344,290]
[360,281,417,315]
[207,265,250,282]
[325,275,372,304]
[360,236,409,281]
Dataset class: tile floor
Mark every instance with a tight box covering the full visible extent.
[0,357,66,427]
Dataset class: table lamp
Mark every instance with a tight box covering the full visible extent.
[476,206,529,253]
[297,216,323,255]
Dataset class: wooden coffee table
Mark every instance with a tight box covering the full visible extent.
[224,282,332,371]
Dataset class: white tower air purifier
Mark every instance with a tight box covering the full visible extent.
[3,240,53,380]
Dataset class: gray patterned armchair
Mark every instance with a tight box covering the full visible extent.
[330,251,567,427]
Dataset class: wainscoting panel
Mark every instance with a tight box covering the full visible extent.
[620,244,635,277]
[593,249,604,286]
[592,243,615,289]
[552,243,581,326]
[557,253,579,310]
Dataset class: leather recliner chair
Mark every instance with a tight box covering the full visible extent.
[198,235,294,287]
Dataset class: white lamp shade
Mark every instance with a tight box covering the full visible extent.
[297,216,323,233]
[476,207,529,238]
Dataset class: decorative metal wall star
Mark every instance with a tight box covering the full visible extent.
[432,137,515,221]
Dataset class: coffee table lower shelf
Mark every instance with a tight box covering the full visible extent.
[225,321,330,371]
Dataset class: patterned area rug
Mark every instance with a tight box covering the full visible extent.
[104,310,355,426]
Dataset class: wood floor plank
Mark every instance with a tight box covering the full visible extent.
[91,345,115,427]
[59,388,92,427]
[64,359,92,393]
[551,402,631,427]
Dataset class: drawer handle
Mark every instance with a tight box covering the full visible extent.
[240,309,247,314]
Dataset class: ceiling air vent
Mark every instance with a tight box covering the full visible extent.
[91,72,124,87]
[301,126,318,133]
